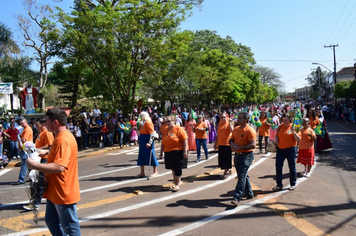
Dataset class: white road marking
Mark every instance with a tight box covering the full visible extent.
[0,168,12,176]
[7,152,271,236]
[328,132,356,135]
[158,155,318,236]
[333,122,354,132]
[105,147,139,155]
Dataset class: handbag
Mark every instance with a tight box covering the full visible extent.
[266,141,277,152]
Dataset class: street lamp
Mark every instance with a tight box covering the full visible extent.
[312,62,332,72]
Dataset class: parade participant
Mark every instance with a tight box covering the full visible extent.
[136,112,159,178]
[16,118,33,185]
[130,116,138,145]
[273,113,301,191]
[229,112,256,207]
[159,116,188,192]
[26,108,81,236]
[269,109,280,142]
[315,110,333,152]
[258,111,271,154]
[185,113,196,153]
[194,115,209,162]
[23,117,54,211]
[3,123,20,160]
[308,109,320,130]
[207,112,216,143]
[214,112,233,180]
[296,118,316,178]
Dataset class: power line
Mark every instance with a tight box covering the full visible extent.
[331,1,356,43]
[317,0,350,61]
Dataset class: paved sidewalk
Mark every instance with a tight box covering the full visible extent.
[6,144,128,168]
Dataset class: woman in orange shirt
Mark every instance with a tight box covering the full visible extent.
[159,116,188,192]
[194,115,209,162]
[273,113,301,191]
[308,109,320,130]
[136,112,159,178]
[214,112,233,179]
[297,118,316,178]
[258,111,271,154]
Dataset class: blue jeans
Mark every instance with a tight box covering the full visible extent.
[108,133,113,145]
[18,150,28,183]
[0,143,2,157]
[195,139,208,160]
[45,199,81,236]
[118,130,124,146]
[233,152,254,201]
[90,132,97,146]
[8,140,19,160]
[102,134,108,146]
[275,146,297,188]
[82,133,88,149]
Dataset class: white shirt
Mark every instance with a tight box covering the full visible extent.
[93,108,101,117]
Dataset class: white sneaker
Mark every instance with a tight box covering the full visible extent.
[23,204,39,211]
[305,173,310,178]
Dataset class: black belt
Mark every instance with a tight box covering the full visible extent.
[235,151,252,155]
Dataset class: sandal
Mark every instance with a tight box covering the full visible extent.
[272,186,283,192]
[170,185,180,192]
[221,174,228,180]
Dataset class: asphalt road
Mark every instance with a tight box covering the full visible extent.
[0,120,355,236]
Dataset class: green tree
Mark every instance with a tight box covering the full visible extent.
[57,0,194,114]
[334,80,354,98]
[0,22,20,58]
[17,0,59,108]
[252,65,284,94]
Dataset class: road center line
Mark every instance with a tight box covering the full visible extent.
[8,153,270,236]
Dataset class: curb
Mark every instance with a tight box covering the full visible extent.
[6,145,124,168]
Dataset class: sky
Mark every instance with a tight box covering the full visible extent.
[2,0,356,93]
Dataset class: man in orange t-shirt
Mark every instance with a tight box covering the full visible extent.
[229,112,256,207]
[26,108,81,235]
[194,115,209,162]
[16,118,33,184]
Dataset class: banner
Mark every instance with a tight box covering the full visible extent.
[0,82,13,94]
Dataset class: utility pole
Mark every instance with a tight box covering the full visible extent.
[324,44,338,86]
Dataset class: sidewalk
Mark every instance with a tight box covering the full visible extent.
[6,144,126,168]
